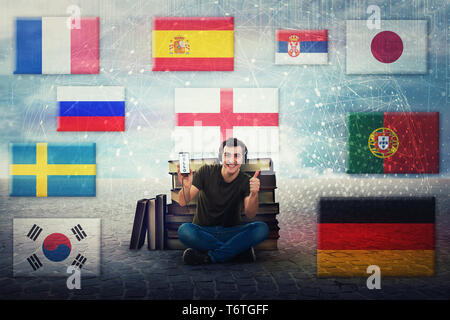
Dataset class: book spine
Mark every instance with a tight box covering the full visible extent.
[158,194,167,250]
[167,203,280,215]
[129,199,147,250]
[168,159,219,173]
[155,196,161,250]
[165,220,280,230]
[165,229,280,239]
[165,238,278,251]
[171,173,277,189]
[147,199,156,250]
[171,189,275,204]
[168,158,273,173]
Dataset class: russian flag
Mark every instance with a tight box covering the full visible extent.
[275,30,328,65]
[15,17,99,74]
[57,86,125,132]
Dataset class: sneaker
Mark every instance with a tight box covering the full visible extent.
[232,246,256,263]
[182,248,212,265]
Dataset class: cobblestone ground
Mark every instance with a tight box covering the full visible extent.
[0,178,449,300]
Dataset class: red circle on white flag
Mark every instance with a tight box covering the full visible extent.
[370,31,403,63]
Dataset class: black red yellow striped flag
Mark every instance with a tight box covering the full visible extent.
[317,197,435,277]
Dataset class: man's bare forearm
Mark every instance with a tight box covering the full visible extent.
[179,186,191,207]
[245,193,259,218]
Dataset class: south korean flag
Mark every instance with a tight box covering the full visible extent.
[13,219,101,277]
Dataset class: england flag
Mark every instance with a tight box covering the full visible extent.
[346,20,427,74]
[13,219,101,277]
[173,88,279,154]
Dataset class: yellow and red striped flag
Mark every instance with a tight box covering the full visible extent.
[152,17,234,71]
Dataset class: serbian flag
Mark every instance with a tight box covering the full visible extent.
[57,86,125,131]
[346,112,439,174]
[275,30,328,65]
[174,88,279,153]
[346,20,427,74]
[152,17,234,71]
[10,143,96,197]
[317,197,435,277]
[13,218,101,277]
[14,17,99,74]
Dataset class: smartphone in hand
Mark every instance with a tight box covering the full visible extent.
[179,152,190,176]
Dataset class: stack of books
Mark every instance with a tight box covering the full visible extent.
[165,158,280,250]
[129,194,167,250]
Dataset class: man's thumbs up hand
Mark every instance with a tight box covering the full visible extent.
[249,170,260,195]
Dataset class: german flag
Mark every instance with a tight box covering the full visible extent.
[317,197,435,277]
[152,17,234,71]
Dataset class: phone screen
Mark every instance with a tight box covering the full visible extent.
[179,152,190,174]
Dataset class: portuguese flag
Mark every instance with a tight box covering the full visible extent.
[317,197,435,277]
[347,112,439,174]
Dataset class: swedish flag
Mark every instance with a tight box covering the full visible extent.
[10,143,96,197]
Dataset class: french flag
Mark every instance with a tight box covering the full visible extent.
[275,30,328,65]
[15,17,99,74]
[57,86,125,132]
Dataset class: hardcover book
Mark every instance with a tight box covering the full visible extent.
[146,198,157,250]
[171,171,277,190]
[167,202,280,215]
[165,238,278,251]
[168,158,273,173]
[155,194,167,250]
[170,188,275,205]
[129,199,149,250]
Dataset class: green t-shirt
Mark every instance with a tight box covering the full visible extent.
[192,164,251,227]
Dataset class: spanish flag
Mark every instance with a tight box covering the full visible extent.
[152,17,234,71]
[317,197,435,277]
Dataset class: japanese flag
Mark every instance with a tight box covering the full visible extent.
[346,20,427,74]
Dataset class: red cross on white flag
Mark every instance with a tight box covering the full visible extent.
[173,88,279,154]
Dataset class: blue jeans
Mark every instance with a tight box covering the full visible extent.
[177,221,269,263]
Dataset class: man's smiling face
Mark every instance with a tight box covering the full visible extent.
[222,145,244,175]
